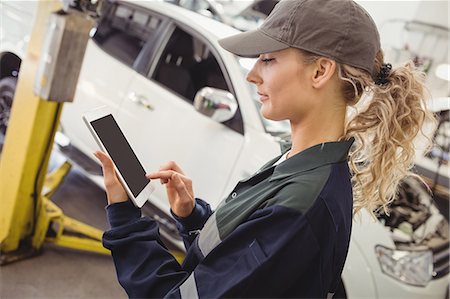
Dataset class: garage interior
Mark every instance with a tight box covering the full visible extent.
[0,0,449,298]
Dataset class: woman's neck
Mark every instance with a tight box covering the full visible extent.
[288,107,346,158]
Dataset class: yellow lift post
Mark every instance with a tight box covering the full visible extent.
[0,0,185,266]
[0,1,108,265]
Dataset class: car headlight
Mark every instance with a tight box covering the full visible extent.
[375,245,433,287]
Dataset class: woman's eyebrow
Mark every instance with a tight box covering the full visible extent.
[260,53,276,58]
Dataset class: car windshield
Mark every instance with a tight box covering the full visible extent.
[237,57,291,137]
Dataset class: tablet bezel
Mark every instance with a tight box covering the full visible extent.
[82,106,154,208]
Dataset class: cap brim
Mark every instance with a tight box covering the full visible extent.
[218,29,289,57]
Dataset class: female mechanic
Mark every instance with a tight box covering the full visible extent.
[94,0,435,298]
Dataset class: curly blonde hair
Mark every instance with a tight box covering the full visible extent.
[302,49,437,217]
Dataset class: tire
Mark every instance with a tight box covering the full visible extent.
[0,76,17,135]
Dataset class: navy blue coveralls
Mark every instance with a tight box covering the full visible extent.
[103,138,355,298]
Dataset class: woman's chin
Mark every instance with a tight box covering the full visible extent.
[261,110,283,122]
[260,109,272,120]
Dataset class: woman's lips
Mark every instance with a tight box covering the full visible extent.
[257,92,269,102]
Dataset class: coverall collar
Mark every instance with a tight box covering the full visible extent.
[269,137,355,182]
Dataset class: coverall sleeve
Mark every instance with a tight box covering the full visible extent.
[170,198,213,249]
[102,200,324,298]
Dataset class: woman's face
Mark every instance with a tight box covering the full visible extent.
[246,48,315,123]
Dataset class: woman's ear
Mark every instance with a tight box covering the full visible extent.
[311,58,336,89]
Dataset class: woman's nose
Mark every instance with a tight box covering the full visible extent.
[246,64,262,85]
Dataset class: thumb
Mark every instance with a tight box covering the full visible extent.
[94,151,116,179]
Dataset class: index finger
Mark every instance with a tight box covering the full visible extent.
[146,170,176,180]
[158,161,184,174]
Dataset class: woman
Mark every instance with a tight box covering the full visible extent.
[95,0,435,298]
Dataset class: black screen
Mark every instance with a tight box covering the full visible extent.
[91,114,148,197]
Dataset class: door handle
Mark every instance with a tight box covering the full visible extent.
[128,92,154,111]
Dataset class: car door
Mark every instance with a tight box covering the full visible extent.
[116,23,245,213]
[60,1,167,155]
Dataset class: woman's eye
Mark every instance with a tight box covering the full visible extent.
[261,58,275,64]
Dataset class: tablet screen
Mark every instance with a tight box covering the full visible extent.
[90,114,147,197]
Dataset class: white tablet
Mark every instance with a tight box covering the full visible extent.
[83,107,154,208]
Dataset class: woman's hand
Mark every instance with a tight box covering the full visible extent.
[94,151,128,205]
[146,161,195,218]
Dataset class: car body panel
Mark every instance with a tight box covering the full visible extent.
[116,70,245,213]
[60,40,136,155]
[0,1,37,60]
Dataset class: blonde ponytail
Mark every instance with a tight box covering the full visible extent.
[340,50,437,216]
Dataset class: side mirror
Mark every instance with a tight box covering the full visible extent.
[194,87,238,123]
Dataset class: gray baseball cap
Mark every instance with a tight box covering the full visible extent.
[218,0,381,75]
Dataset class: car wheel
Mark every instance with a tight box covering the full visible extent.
[0,76,17,135]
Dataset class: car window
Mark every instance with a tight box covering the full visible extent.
[93,3,163,67]
[152,26,230,104]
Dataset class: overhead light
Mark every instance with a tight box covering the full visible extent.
[435,63,450,82]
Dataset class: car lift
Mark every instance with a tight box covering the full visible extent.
[0,1,184,265]
[0,1,109,265]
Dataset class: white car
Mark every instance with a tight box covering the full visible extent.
[165,0,279,31]
[1,1,448,298]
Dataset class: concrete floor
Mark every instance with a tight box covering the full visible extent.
[0,147,129,298]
